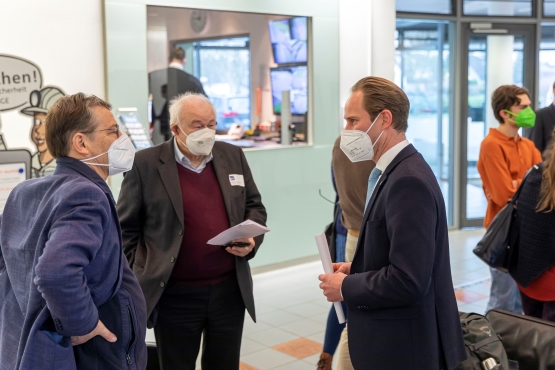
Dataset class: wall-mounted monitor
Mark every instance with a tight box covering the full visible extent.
[268,17,308,64]
[270,65,308,115]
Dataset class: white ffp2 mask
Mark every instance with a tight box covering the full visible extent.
[81,133,136,176]
[340,113,383,162]
[176,126,215,156]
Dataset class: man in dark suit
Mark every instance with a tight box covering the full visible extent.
[319,77,466,369]
[117,93,266,370]
[149,47,207,143]
[525,81,555,153]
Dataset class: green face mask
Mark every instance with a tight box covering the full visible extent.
[505,107,536,128]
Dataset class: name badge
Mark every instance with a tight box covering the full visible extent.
[229,174,245,187]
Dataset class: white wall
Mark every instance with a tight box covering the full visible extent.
[146,7,291,125]
[0,0,105,152]
[338,0,396,126]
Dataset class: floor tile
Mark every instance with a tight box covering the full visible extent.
[240,348,297,370]
[284,302,329,318]
[241,337,266,356]
[247,327,300,347]
[280,319,325,337]
[307,312,329,326]
[256,303,279,315]
[258,310,304,327]
[243,319,272,336]
[240,362,259,370]
[269,360,314,369]
[273,338,322,359]
[455,289,488,304]
[305,330,325,344]
[302,353,322,366]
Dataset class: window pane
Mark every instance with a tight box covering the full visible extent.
[463,0,532,16]
[396,0,452,14]
[395,19,454,225]
[539,24,555,108]
[546,0,555,18]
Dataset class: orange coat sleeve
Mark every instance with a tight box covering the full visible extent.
[478,140,516,208]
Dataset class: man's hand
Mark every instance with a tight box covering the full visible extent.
[225,238,255,257]
[318,272,347,302]
[333,262,352,275]
[71,320,117,346]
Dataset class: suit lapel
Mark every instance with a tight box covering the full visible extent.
[352,145,418,263]
[211,144,237,226]
[158,140,184,226]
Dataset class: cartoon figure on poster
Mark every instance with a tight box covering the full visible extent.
[0,54,66,178]
[20,86,65,177]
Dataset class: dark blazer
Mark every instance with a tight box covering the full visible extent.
[117,140,267,328]
[526,104,555,154]
[0,158,146,370]
[341,145,466,370]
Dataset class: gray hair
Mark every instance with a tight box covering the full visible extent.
[169,93,216,127]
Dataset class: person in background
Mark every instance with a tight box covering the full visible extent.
[317,136,374,370]
[0,93,147,369]
[317,167,349,370]
[117,93,266,370]
[477,85,542,313]
[149,47,207,143]
[511,128,555,322]
[525,81,555,154]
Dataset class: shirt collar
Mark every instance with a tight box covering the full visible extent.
[489,127,521,142]
[169,62,183,70]
[173,137,213,173]
[375,139,410,172]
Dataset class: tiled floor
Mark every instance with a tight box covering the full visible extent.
[145,228,492,369]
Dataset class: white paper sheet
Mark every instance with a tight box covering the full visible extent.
[207,220,270,245]
[315,233,346,324]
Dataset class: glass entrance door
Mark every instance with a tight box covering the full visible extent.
[460,24,536,228]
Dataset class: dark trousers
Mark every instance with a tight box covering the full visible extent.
[520,291,555,322]
[154,277,245,370]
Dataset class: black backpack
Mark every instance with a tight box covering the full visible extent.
[456,312,510,370]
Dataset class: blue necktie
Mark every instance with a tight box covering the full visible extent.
[365,167,383,211]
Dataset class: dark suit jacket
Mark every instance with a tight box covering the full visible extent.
[149,68,206,135]
[525,104,555,154]
[341,145,466,370]
[117,140,267,328]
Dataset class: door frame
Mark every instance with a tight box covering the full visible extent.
[458,22,537,228]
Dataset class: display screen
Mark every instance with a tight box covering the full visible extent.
[119,113,153,150]
[0,162,26,213]
[270,65,308,115]
[268,17,308,64]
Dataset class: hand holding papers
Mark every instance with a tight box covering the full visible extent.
[207,220,270,245]
[315,233,346,324]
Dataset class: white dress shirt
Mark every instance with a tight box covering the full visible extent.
[169,62,183,70]
[375,139,410,174]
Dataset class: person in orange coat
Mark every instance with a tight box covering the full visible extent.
[477,85,542,313]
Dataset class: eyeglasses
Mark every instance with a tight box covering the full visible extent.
[95,126,121,136]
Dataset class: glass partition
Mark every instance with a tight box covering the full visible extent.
[545,0,555,16]
[463,0,533,16]
[395,19,454,225]
[396,0,452,14]
[539,24,555,108]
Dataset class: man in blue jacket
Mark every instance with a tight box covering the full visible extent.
[0,93,147,369]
